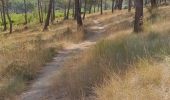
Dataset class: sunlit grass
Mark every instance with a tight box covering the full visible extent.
[0,28,70,99]
[95,58,170,100]
[54,31,170,99]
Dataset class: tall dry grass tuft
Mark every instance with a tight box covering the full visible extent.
[58,27,86,43]
[95,58,170,100]
[53,32,170,100]
[73,28,85,42]
[0,16,89,99]
[0,33,61,99]
[94,32,170,100]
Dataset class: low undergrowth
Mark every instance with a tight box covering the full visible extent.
[54,32,170,100]
[0,33,61,100]
[95,58,170,100]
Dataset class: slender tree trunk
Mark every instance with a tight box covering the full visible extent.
[112,0,115,13]
[151,0,157,9]
[104,0,107,10]
[100,0,103,15]
[40,1,44,22]
[118,0,123,10]
[45,4,47,14]
[145,0,148,5]
[0,9,4,25]
[64,5,67,19]
[89,4,92,14]
[66,0,71,19]
[43,0,53,31]
[75,0,83,29]
[134,0,143,33]
[115,0,123,10]
[37,0,43,23]
[0,9,4,23]
[98,2,100,11]
[94,3,96,13]
[6,0,12,33]
[24,0,28,24]
[115,0,118,9]
[128,0,132,12]
[83,0,87,19]
[73,3,77,20]
[51,0,55,22]
[1,0,7,31]
[6,11,12,33]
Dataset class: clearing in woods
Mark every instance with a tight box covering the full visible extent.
[18,10,134,100]
[19,17,109,100]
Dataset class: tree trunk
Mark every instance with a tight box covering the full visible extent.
[6,0,12,33]
[115,0,123,10]
[66,0,71,19]
[134,0,143,33]
[104,0,107,10]
[37,0,43,23]
[64,5,67,20]
[1,0,7,31]
[151,0,157,9]
[51,0,55,22]
[40,1,44,22]
[94,3,96,13]
[118,0,123,10]
[24,0,28,25]
[83,0,87,19]
[128,0,132,12]
[43,0,53,31]
[75,0,83,29]
[0,9,4,25]
[115,0,118,9]
[100,0,103,15]
[73,4,77,20]
[112,0,115,13]
[145,0,148,5]
[98,2,100,11]
[89,4,92,14]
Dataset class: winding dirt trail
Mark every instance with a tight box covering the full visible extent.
[19,20,106,100]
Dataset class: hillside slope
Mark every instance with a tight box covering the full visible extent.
[49,6,170,100]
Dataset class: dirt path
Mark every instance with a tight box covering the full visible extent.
[19,20,106,100]
[160,57,170,100]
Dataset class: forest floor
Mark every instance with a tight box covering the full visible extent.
[18,19,105,100]
[17,10,134,100]
[5,5,170,100]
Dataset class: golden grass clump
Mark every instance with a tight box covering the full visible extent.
[0,34,58,99]
[53,32,170,100]
[95,58,170,100]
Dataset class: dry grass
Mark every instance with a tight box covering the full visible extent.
[1,5,170,100]
[94,8,170,100]
[51,6,170,100]
[0,34,60,99]
[53,32,170,100]
[95,58,170,100]
[58,27,86,43]
[0,10,111,99]
[0,19,83,99]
